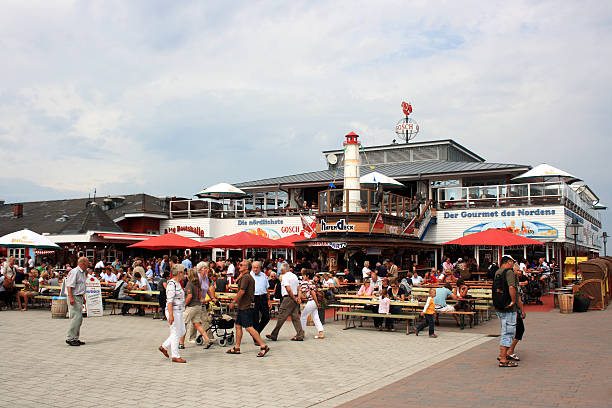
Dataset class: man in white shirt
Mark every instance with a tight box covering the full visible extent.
[104,268,117,283]
[411,271,424,286]
[250,261,271,334]
[27,256,34,271]
[266,262,304,341]
[361,261,372,282]
[94,259,105,271]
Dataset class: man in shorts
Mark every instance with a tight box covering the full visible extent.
[227,260,269,357]
[495,255,519,367]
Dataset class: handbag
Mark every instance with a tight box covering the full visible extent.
[2,276,14,290]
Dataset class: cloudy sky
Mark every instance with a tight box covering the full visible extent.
[1,1,610,229]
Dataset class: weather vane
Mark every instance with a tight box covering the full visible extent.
[395,101,419,143]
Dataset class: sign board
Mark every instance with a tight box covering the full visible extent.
[85,276,104,317]
[161,215,317,241]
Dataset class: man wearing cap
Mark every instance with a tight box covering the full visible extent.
[65,257,90,346]
[495,255,519,367]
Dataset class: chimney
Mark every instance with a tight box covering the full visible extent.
[14,203,24,218]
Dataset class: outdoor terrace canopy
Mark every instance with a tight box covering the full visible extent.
[443,229,544,246]
[127,233,201,250]
[198,231,288,249]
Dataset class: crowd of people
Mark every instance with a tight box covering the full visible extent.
[1,251,560,367]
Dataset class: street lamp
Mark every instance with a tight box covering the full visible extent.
[603,232,608,256]
[566,219,583,282]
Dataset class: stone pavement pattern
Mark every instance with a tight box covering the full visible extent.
[0,310,490,408]
[340,308,612,408]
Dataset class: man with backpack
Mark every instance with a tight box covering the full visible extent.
[493,255,519,367]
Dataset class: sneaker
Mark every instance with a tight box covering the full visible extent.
[415,328,420,336]
[66,339,80,346]
[429,333,438,338]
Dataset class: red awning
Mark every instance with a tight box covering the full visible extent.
[273,234,308,248]
[443,229,545,246]
[198,231,285,249]
[128,233,201,250]
[96,233,156,241]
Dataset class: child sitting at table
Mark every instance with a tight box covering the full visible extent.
[415,288,437,338]
[377,288,391,331]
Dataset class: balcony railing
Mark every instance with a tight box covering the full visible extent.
[169,199,317,219]
[437,182,601,227]
[318,188,418,217]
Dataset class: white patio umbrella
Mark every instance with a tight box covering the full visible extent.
[0,229,61,250]
[360,171,404,188]
[511,163,581,184]
[195,182,248,199]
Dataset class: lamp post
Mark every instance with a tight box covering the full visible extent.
[566,219,583,282]
[603,232,608,256]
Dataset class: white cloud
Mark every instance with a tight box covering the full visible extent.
[0,0,610,229]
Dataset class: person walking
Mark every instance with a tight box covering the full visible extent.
[65,257,89,346]
[299,269,324,339]
[494,255,519,367]
[250,261,271,334]
[504,264,526,363]
[159,265,187,363]
[266,262,304,342]
[179,268,213,350]
[226,260,269,357]
[415,288,437,338]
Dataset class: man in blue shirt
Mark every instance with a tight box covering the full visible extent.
[250,261,270,334]
[182,255,193,270]
[433,283,459,326]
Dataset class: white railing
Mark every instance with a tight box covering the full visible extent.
[437,181,600,226]
[169,199,317,219]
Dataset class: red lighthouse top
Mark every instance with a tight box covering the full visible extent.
[344,131,360,145]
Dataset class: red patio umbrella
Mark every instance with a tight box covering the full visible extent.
[197,231,285,249]
[443,229,544,246]
[127,233,201,250]
[274,234,307,248]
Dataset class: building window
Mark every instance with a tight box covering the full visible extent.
[85,249,95,263]
[8,248,26,267]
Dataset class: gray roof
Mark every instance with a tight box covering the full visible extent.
[0,194,167,236]
[235,161,530,189]
[60,203,122,234]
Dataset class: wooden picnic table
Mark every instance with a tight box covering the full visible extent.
[127,290,160,296]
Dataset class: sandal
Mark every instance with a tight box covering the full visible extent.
[499,360,518,367]
[204,340,214,350]
[290,337,303,341]
[226,347,241,354]
[257,345,270,357]
[508,353,520,361]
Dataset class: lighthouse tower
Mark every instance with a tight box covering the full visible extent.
[343,132,361,212]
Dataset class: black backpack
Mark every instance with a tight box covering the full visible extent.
[492,269,511,310]
[112,281,125,299]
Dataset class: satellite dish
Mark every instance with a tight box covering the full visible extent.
[327,153,338,165]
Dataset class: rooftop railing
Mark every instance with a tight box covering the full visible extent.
[169,199,317,219]
[317,188,418,218]
[436,182,601,227]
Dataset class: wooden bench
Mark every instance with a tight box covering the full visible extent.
[105,299,159,316]
[338,310,419,334]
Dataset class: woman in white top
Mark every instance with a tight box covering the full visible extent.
[159,265,187,363]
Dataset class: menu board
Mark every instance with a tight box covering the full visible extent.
[85,276,104,317]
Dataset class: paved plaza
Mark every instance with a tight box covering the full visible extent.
[1,309,489,408]
[1,306,610,408]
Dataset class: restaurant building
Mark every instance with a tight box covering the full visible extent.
[1,111,605,274]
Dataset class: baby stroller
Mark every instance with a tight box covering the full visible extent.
[523,276,543,305]
[197,314,235,347]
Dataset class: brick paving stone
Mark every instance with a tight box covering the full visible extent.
[0,308,490,408]
[338,308,612,408]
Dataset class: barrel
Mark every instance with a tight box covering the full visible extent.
[559,294,574,314]
[51,296,68,319]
